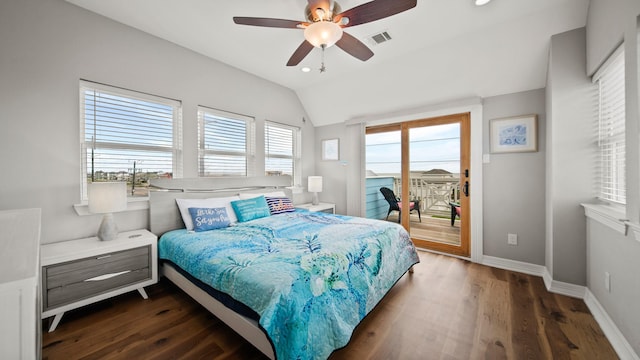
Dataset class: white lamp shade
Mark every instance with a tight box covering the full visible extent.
[88,182,127,214]
[308,176,323,193]
[304,21,343,48]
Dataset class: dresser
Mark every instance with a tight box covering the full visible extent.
[0,208,41,360]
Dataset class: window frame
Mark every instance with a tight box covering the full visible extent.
[79,80,183,201]
[264,120,301,185]
[197,106,255,177]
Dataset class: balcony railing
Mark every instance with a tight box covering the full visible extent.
[392,175,460,217]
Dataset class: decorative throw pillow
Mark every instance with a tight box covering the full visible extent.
[176,196,240,231]
[230,195,271,222]
[265,196,295,215]
[188,207,230,232]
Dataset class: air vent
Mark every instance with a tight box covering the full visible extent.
[370,31,392,45]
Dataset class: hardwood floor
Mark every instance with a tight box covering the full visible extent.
[42,251,618,359]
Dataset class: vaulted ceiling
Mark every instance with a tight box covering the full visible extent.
[65,0,589,126]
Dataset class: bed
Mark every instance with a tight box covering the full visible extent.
[149,176,419,360]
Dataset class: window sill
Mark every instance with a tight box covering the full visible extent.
[74,197,150,216]
[581,203,627,235]
[624,222,640,243]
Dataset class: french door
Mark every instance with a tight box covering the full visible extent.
[366,113,470,257]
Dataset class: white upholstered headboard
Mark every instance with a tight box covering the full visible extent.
[148,175,293,236]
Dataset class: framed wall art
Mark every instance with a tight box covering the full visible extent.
[321,138,339,161]
[490,114,538,153]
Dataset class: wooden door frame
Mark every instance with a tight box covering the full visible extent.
[367,113,471,257]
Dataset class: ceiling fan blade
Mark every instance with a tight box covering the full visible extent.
[287,41,315,66]
[336,32,374,61]
[233,17,302,29]
[337,0,417,27]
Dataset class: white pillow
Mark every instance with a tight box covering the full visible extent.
[176,196,240,231]
[239,191,287,200]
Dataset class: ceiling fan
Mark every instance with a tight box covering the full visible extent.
[233,0,417,68]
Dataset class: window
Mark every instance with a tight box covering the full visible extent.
[265,121,300,184]
[594,46,626,204]
[197,106,255,177]
[80,81,182,199]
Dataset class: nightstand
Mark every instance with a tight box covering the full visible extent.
[296,202,336,214]
[41,229,157,332]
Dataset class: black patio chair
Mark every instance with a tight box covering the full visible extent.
[449,202,461,226]
[379,187,421,223]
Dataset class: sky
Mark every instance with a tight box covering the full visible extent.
[366,123,461,175]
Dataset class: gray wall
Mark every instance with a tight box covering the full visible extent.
[0,0,315,244]
[482,89,546,265]
[313,123,351,215]
[587,220,640,355]
[585,0,640,354]
[545,27,596,286]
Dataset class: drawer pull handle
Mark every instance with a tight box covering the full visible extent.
[85,270,131,282]
[96,255,112,260]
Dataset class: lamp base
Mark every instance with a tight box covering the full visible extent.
[97,213,118,241]
[312,192,319,206]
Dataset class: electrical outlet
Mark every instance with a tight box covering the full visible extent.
[605,272,611,292]
[507,233,518,245]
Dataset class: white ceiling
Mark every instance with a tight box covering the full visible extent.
[65,0,589,126]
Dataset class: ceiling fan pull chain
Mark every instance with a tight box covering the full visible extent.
[320,44,327,73]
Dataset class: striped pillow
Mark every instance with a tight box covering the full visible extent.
[265,196,295,215]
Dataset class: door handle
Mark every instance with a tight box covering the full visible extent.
[463,181,469,197]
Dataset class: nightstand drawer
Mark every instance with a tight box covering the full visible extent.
[43,245,151,310]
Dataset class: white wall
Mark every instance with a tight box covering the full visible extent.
[0,0,314,244]
[482,89,546,265]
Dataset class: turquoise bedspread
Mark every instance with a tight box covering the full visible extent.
[158,211,419,360]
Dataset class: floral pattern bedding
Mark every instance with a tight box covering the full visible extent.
[158,210,419,360]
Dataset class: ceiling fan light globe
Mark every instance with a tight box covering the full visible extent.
[304,21,343,48]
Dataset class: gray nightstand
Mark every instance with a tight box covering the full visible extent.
[296,202,336,214]
[41,229,157,332]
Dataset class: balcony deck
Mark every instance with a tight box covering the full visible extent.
[384,213,461,246]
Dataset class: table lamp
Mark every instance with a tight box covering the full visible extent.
[308,176,323,206]
[88,182,127,241]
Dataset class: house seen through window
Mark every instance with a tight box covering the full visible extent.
[80,80,182,199]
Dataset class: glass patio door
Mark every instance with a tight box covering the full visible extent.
[366,113,470,257]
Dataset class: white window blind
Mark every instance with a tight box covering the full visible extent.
[594,47,626,204]
[80,81,182,199]
[265,121,300,181]
[198,107,254,177]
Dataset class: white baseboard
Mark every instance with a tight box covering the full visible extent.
[583,289,640,360]
[541,268,586,299]
[481,255,546,277]
[481,255,638,359]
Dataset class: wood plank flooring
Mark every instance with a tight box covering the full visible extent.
[42,251,618,359]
